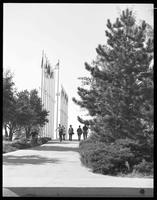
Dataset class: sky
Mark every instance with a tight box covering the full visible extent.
[3,3,153,133]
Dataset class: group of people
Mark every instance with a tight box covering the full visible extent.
[57,124,66,142]
[76,125,88,141]
[57,124,89,142]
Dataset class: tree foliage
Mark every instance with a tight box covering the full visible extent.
[3,70,49,141]
[16,89,49,139]
[3,70,18,139]
[73,9,153,175]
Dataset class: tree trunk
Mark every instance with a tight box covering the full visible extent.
[8,127,13,141]
[4,124,8,138]
[26,127,31,139]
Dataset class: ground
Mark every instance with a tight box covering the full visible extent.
[3,140,153,197]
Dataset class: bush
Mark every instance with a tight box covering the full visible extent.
[3,141,17,153]
[11,138,31,149]
[79,139,135,175]
[133,159,153,175]
[38,137,51,144]
[3,137,51,154]
[79,137,153,176]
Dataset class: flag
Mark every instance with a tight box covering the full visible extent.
[47,63,51,76]
[41,50,44,68]
[50,69,54,79]
[61,86,68,104]
[44,58,48,74]
[55,59,60,69]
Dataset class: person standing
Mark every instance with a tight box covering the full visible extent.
[83,124,88,140]
[57,124,63,142]
[62,125,66,140]
[31,130,38,145]
[68,125,74,141]
[77,125,82,141]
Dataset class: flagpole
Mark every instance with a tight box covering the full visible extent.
[56,60,60,139]
[50,66,53,139]
[46,57,48,137]
[41,50,44,137]
[41,51,43,100]
[47,61,49,137]
[47,60,49,138]
[52,68,55,140]
[49,70,52,139]
[44,55,46,137]
[50,66,54,139]
[48,61,51,138]
[44,54,47,137]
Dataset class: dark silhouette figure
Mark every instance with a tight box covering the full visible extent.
[31,131,38,145]
[77,125,83,141]
[83,124,88,140]
[68,125,74,141]
[58,124,63,142]
[62,125,66,140]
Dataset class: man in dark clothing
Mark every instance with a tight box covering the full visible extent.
[62,125,66,140]
[83,124,88,140]
[77,125,82,141]
[68,125,74,141]
[58,124,63,142]
[31,131,38,145]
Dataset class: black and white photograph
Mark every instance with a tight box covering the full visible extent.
[3,3,154,197]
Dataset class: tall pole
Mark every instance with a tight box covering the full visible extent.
[49,70,51,138]
[48,63,51,138]
[51,69,55,140]
[41,50,44,136]
[49,73,52,139]
[44,55,47,137]
[56,60,60,139]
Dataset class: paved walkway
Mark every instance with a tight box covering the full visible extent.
[3,140,153,197]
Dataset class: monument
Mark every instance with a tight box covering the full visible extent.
[40,51,68,139]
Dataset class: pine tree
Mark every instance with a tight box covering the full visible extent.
[73,9,153,171]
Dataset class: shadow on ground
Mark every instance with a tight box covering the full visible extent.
[30,140,80,152]
[33,145,80,152]
[3,155,60,165]
[3,140,80,165]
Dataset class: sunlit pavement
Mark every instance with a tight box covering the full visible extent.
[3,140,154,197]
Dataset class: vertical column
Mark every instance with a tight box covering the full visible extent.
[48,68,51,138]
[41,50,44,137]
[44,55,48,137]
[47,70,50,138]
[43,56,46,137]
[50,70,55,139]
[56,60,60,139]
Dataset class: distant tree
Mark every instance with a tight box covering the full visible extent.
[3,70,18,140]
[16,90,35,139]
[3,69,49,141]
[29,89,49,136]
[16,89,49,139]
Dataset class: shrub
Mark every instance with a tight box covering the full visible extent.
[3,137,51,154]
[38,137,51,144]
[11,138,31,149]
[79,136,154,176]
[79,139,135,175]
[133,159,153,175]
[3,141,17,153]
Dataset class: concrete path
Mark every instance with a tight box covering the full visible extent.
[3,140,154,197]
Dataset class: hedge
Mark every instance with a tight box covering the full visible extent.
[79,136,153,176]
